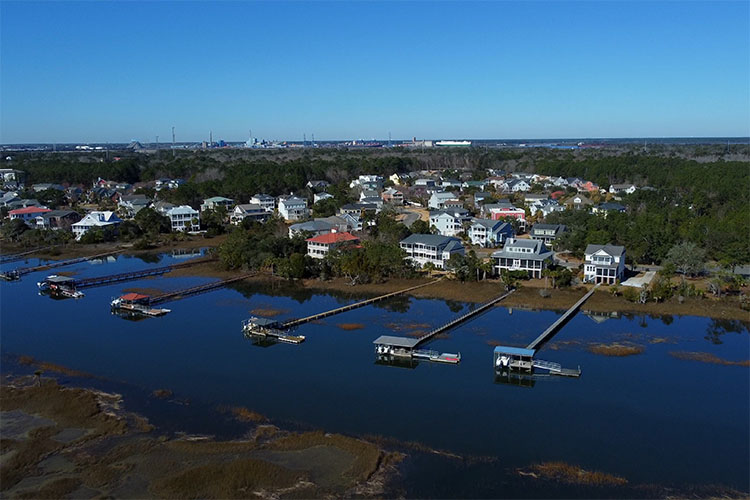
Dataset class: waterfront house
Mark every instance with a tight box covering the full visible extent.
[118,194,151,217]
[428,191,459,210]
[399,234,465,269]
[250,194,275,213]
[584,244,626,284]
[230,203,267,225]
[35,210,81,231]
[9,206,51,226]
[468,219,514,248]
[429,208,471,237]
[492,238,553,279]
[201,196,234,213]
[165,205,200,232]
[72,211,122,240]
[529,223,567,246]
[278,196,309,221]
[306,231,360,259]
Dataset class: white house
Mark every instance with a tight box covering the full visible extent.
[468,219,514,248]
[491,238,553,279]
[314,192,334,204]
[428,191,459,209]
[166,205,200,232]
[278,196,309,221]
[306,231,360,259]
[505,179,532,192]
[250,194,275,213]
[399,234,465,269]
[201,196,234,212]
[72,211,122,240]
[230,204,267,225]
[584,244,626,284]
[118,194,150,217]
[529,224,567,246]
[429,208,470,237]
[609,184,637,195]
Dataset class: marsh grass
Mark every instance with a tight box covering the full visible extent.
[17,356,92,378]
[250,308,288,317]
[587,342,645,357]
[528,461,628,486]
[669,351,749,367]
[337,323,365,331]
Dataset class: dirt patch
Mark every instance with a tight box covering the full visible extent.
[587,342,645,357]
[250,308,288,317]
[669,351,750,367]
[337,323,365,331]
[520,461,628,486]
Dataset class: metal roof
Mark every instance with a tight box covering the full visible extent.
[247,317,280,327]
[45,275,76,283]
[373,335,420,348]
[494,346,536,357]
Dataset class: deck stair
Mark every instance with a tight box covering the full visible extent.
[281,279,441,329]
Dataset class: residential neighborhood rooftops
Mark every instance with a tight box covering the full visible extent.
[10,206,51,215]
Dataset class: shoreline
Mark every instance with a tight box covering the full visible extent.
[2,241,748,322]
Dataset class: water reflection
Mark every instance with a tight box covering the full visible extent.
[705,318,750,344]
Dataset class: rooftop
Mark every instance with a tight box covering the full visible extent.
[306,232,359,244]
[373,335,420,348]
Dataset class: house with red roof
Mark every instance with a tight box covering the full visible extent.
[306,231,359,259]
[9,206,51,226]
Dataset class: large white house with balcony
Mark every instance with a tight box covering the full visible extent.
[166,205,200,232]
[278,196,309,221]
[584,244,626,284]
[72,211,122,240]
[250,194,275,213]
[429,208,470,237]
[400,234,465,269]
[491,238,553,279]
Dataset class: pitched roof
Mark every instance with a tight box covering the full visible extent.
[120,293,150,301]
[306,232,359,244]
[585,244,625,257]
[9,206,51,215]
[400,233,463,249]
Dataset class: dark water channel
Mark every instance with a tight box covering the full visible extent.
[1,252,748,496]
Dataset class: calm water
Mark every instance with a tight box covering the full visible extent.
[1,252,748,495]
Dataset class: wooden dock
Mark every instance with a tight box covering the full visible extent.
[1,250,124,281]
[0,246,54,264]
[148,273,255,305]
[525,284,600,350]
[38,257,215,293]
[281,279,442,329]
[415,289,516,347]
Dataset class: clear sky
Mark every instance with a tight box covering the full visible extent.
[1,1,748,143]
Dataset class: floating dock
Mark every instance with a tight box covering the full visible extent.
[1,250,124,281]
[373,335,461,365]
[110,273,255,316]
[242,317,305,345]
[492,285,600,380]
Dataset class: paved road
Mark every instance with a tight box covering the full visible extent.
[400,209,421,228]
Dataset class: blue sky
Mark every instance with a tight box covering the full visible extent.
[1,1,748,143]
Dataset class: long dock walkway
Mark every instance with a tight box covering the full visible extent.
[282,279,442,329]
[526,284,600,350]
[148,273,255,305]
[0,246,54,264]
[1,250,124,280]
[44,257,215,291]
[415,289,516,346]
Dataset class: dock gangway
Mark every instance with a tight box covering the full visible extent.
[46,257,216,291]
[281,279,442,329]
[415,289,516,347]
[148,273,255,305]
[526,284,600,350]
[1,250,125,281]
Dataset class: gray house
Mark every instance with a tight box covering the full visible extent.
[492,238,553,279]
[529,224,567,246]
[468,219,514,248]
